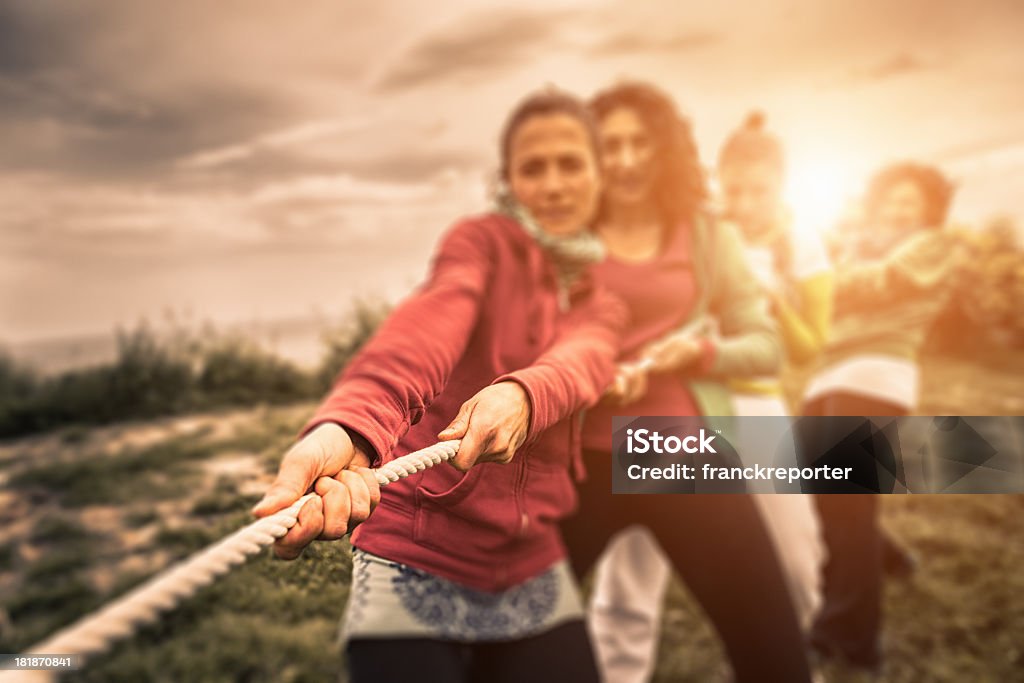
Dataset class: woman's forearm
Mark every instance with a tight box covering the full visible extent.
[302,221,492,463]
[497,288,627,440]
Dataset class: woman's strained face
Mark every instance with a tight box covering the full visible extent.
[507,113,601,236]
[719,160,784,236]
[598,106,657,209]
[875,179,928,232]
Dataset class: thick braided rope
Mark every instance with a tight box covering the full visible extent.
[0,440,461,683]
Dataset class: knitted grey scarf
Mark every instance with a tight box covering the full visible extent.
[494,191,606,293]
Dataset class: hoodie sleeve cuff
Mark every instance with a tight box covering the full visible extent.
[490,373,548,444]
[300,412,392,467]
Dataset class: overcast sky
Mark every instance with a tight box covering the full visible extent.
[3,0,1023,343]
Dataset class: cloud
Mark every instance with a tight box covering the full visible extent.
[374,7,578,91]
[0,74,292,178]
[373,6,726,92]
[0,165,485,257]
[934,131,1024,165]
[843,52,934,85]
[0,1,90,75]
[3,0,1022,343]
[175,115,488,187]
[177,117,378,170]
[0,1,374,178]
[249,173,457,206]
[586,29,722,56]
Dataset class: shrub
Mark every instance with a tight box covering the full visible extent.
[0,325,195,436]
[929,218,1024,356]
[0,303,390,438]
[0,351,37,403]
[197,336,311,407]
[11,437,210,506]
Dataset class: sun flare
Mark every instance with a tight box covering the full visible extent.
[784,157,859,238]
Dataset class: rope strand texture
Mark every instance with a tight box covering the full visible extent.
[0,440,461,683]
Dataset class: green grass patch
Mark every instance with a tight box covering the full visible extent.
[0,542,16,571]
[4,577,100,624]
[22,547,94,582]
[74,540,354,683]
[191,479,258,517]
[153,525,220,554]
[0,578,103,654]
[645,494,1024,682]
[29,514,90,544]
[11,436,215,507]
[123,508,160,529]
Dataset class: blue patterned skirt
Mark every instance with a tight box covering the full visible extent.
[340,548,585,643]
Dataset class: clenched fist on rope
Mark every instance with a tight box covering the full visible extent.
[251,423,381,559]
[252,381,531,560]
[438,381,531,470]
[605,329,710,406]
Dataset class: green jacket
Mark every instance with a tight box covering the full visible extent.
[820,228,954,369]
[682,211,782,424]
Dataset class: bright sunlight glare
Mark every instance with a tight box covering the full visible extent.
[784,157,860,238]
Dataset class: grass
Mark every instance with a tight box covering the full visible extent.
[22,548,95,582]
[10,436,212,507]
[123,508,160,529]
[0,542,15,571]
[153,525,221,553]
[30,515,91,543]
[3,494,1017,682]
[3,579,100,633]
[0,352,1020,681]
[74,540,354,683]
[649,497,1024,683]
[190,478,258,516]
[874,495,1024,682]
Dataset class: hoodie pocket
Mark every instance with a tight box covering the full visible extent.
[523,458,577,527]
[412,460,522,554]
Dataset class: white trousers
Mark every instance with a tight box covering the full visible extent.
[588,500,823,682]
[587,526,671,683]
[587,418,824,683]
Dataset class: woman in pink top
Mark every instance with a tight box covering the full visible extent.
[560,82,812,683]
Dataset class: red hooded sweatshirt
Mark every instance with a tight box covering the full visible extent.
[303,213,626,592]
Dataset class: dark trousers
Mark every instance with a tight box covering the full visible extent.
[346,620,600,683]
[801,392,910,671]
[561,449,813,683]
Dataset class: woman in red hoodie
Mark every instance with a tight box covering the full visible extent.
[254,90,625,683]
